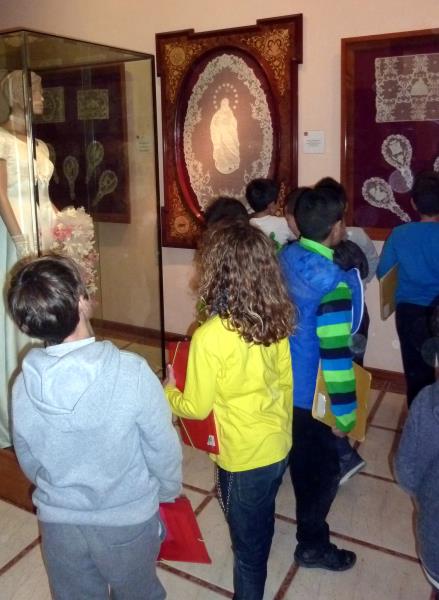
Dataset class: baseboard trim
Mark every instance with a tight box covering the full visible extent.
[367,367,406,394]
[91,319,188,345]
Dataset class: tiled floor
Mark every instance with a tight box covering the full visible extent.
[0,340,435,599]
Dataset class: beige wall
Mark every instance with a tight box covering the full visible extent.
[4,0,438,370]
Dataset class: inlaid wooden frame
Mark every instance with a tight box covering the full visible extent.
[156,15,303,248]
[341,28,439,240]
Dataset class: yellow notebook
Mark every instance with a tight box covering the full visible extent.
[379,264,398,321]
[311,363,372,442]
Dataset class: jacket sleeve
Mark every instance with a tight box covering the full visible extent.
[165,328,218,420]
[316,282,357,432]
[137,362,182,503]
[377,233,397,279]
[394,394,422,495]
[278,338,294,433]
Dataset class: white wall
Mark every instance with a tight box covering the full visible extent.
[4,0,438,370]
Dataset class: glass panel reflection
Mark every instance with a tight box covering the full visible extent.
[0,30,163,449]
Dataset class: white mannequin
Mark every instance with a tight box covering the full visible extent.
[0,71,98,448]
[0,70,55,448]
[0,70,56,257]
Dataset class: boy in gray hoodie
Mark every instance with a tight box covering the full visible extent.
[7,254,182,600]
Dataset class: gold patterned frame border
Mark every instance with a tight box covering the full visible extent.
[156,15,303,248]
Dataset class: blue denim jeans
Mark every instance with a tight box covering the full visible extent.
[217,457,288,600]
[40,513,165,600]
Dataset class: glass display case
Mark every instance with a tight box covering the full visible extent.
[0,30,164,450]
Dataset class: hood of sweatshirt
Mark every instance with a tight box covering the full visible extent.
[21,338,120,432]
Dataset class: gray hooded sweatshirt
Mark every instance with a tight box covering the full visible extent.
[395,381,439,580]
[12,337,182,526]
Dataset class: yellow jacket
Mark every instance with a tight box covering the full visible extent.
[165,315,293,472]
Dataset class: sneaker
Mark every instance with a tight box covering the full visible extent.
[294,544,357,571]
[338,448,366,485]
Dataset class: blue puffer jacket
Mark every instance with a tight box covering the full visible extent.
[279,242,363,410]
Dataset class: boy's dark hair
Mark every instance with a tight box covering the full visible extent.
[315,177,348,209]
[294,186,345,242]
[411,171,439,216]
[333,240,369,280]
[285,187,308,216]
[8,254,88,345]
[245,178,279,213]
[204,196,249,226]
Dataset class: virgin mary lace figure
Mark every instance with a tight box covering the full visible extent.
[210,98,240,175]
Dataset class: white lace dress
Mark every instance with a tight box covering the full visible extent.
[0,128,56,447]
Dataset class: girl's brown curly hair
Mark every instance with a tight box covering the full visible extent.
[195,219,295,345]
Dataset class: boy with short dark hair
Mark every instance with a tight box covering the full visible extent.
[246,178,295,247]
[313,177,377,483]
[377,170,439,406]
[8,254,182,600]
[280,186,363,571]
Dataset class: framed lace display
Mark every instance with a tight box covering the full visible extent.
[156,15,303,248]
[341,28,439,240]
[33,64,130,223]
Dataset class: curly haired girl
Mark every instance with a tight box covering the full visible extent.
[165,219,295,600]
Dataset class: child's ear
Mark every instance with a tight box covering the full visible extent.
[79,295,92,319]
[331,219,345,246]
[268,201,277,215]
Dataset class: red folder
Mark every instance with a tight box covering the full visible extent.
[158,496,211,563]
[167,340,220,454]
[167,340,190,391]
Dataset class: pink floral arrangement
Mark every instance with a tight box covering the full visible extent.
[50,206,98,295]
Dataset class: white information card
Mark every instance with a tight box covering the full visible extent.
[303,130,325,154]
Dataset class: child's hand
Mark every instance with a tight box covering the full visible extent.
[331,426,347,438]
[163,364,176,388]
